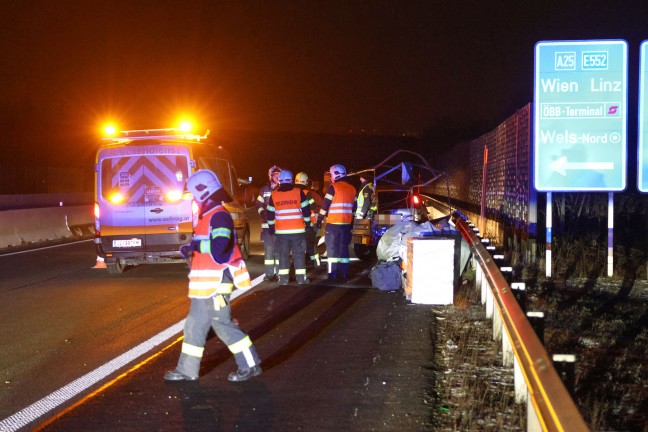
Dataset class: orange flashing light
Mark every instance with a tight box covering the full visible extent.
[103,124,118,137]
[179,121,192,133]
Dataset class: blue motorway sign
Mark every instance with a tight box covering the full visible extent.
[534,40,627,191]
[639,41,648,192]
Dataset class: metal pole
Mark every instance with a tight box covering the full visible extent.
[608,192,614,277]
[480,145,488,233]
[546,192,552,278]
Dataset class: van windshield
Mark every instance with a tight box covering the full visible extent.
[101,154,189,203]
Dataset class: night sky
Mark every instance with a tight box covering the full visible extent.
[1,1,647,181]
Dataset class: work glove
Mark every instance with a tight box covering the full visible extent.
[355,214,364,219]
[259,209,268,223]
[314,221,322,231]
[180,244,195,259]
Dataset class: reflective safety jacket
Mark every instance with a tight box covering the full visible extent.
[188,205,251,298]
[356,181,378,218]
[318,178,357,225]
[267,185,311,234]
[255,181,277,230]
[297,184,317,224]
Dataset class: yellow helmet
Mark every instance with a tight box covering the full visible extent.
[295,172,309,186]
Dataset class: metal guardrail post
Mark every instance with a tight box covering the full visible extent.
[527,312,545,345]
[485,279,494,318]
[512,282,527,314]
[502,325,514,367]
[552,354,576,397]
[481,271,488,305]
[514,356,528,404]
[475,263,482,287]
[493,306,503,341]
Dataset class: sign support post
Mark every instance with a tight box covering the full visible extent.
[607,193,614,277]
[546,192,552,278]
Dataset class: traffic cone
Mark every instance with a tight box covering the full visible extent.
[93,256,107,269]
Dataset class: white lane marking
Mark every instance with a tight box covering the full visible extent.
[0,239,93,257]
[0,273,265,431]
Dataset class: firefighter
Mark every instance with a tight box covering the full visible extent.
[355,175,378,219]
[315,164,357,281]
[295,171,320,267]
[256,165,282,281]
[267,170,311,285]
[164,170,261,382]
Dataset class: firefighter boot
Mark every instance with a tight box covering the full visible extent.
[228,365,262,382]
[164,369,198,382]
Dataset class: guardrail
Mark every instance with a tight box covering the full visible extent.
[452,212,589,432]
[0,205,93,250]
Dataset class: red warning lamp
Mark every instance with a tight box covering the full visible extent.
[411,194,421,206]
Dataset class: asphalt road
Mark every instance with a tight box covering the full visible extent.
[0,218,437,431]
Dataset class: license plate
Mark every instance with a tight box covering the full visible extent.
[113,239,142,248]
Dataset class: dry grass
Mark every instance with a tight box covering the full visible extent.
[432,273,525,431]
[524,277,648,432]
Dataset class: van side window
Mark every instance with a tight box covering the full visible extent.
[198,157,233,196]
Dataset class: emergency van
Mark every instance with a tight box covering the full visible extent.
[94,127,251,274]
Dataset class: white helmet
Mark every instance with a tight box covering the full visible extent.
[186,170,223,203]
[329,164,346,182]
[278,169,294,184]
[268,165,282,180]
[295,172,309,186]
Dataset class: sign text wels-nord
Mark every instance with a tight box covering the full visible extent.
[534,40,627,191]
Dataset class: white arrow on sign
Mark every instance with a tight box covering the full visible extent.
[548,156,615,176]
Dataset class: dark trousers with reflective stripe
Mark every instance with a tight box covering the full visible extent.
[261,228,277,277]
[325,223,352,278]
[176,270,260,378]
[276,232,307,282]
[305,228,319,264]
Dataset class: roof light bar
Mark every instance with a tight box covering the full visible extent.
[102,128,210,144]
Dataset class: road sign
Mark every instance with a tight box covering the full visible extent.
[534,40,628,191]
[639,41,648,192]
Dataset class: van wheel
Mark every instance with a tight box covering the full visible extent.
[240,226,251,260]
[107,259,126,274]
[354,244,376,261]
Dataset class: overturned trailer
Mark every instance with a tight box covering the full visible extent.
[347,149,451,260]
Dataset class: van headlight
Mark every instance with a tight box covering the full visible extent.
[165,189,183,202]
[109,192,125,204]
